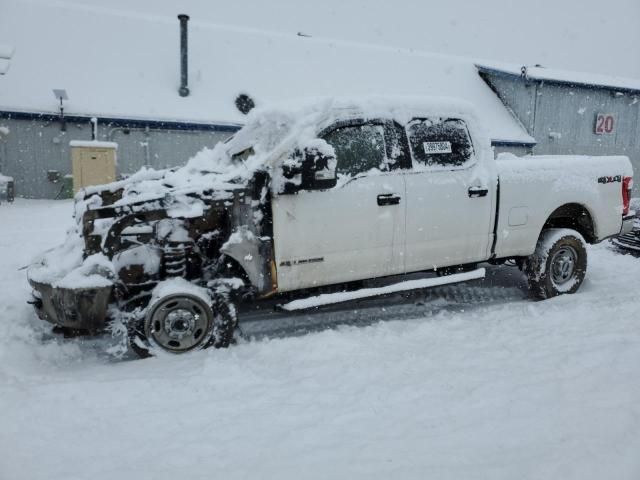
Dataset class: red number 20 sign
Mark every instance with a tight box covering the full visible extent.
[594,113,615,135]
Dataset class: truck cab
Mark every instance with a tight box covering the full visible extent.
[272,110,495,291]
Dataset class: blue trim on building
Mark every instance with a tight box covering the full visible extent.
[491,139,536,147]
[1,108,537,147]
[0,109,242,133]
[476,65,640,95]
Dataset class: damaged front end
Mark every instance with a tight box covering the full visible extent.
[27,166,276,334]
[29,280,112,332]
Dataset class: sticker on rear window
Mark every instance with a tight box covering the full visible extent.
[423,141,452,154]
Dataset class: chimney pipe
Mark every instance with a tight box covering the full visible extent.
[178,14,190,97]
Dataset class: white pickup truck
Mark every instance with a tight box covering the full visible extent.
[28,97,635,357]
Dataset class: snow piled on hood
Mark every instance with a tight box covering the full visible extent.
[27,230,115,289]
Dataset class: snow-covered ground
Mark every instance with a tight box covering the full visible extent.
[1,199,640,480]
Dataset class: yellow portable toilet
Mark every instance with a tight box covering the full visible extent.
[70,140,117,193]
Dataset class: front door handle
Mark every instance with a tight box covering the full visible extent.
[377,193,401,206]
[468,187,489,198]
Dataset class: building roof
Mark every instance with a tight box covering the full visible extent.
[0,0,534,144]
[477,62,640,94]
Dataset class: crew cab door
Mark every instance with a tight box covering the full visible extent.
[272,121,406,292]
[403,117,494,271]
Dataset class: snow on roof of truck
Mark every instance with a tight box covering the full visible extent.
[477,62,640,93]
[228,95,493,157]
[0,0,534,145]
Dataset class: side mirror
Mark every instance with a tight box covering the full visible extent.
[280,140,337,194]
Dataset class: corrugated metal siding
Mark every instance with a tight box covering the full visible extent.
[0,117,232,198]
[482,72,640,195]
[481,73,537,134]
[533,83,639,160]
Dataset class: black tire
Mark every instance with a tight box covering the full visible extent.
[525,228,587,300]
[128,290,237,358]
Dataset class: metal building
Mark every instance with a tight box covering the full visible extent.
[478,64,640,194]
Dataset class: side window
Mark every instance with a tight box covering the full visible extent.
[322,124,387,176]
[406,118,474,168]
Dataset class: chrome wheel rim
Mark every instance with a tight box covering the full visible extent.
[146,294,212,353]
[550,246,577,286]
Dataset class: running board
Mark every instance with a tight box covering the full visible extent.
[279,268,486,312]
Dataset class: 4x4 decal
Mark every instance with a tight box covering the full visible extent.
[598,175,622,184]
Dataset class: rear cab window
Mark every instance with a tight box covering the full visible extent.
[406,118,475,170]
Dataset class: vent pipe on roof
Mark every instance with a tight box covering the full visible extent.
[178,14,190,97]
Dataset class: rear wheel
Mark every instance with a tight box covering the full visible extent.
[129,290,236,358]
[525,228,587,299]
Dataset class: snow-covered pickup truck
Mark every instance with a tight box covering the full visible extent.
[27,97,634,357]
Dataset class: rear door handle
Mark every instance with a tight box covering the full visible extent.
[468,187,488,198]
[377,193,401,206]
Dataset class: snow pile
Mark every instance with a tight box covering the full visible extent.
[150,277,212,306]
[96,145,244,207]
[27,229,115,289]
[80,167,168,197]
[74,100,320,209]
[0,173,14,183]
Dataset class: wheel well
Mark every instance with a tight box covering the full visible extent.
[542,203,596,243]
[218,255,251,284]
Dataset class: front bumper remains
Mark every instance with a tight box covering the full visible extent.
[29,280,113,331]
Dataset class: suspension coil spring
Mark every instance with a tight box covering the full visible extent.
[163,241,191,278]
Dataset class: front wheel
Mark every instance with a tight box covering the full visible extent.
[525,228,587,300]
[129,287,237,358]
